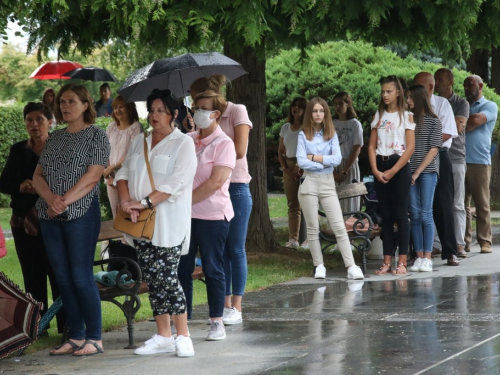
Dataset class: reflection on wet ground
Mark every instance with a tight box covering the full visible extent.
[195,275,500,374]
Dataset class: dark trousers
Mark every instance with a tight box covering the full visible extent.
[11,224,66,333]
[40,197,102,340]
[374,158,411,256]
[178,218,230,319]
[434,149,458,259]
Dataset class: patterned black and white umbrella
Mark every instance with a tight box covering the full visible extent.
[118,52,247,101]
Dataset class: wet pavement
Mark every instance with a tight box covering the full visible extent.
[4,245,500,374]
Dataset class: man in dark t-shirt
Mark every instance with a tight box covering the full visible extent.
[433,68,470,258]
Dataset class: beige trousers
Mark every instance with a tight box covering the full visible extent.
[465,164,492,245]
[298,172,355,267]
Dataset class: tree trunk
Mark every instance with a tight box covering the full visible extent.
[224,41,278,253]
[466,49,490,83]
[490,144,500,201]
[491,46,500,95]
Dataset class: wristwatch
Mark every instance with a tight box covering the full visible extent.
[140,198,149,208]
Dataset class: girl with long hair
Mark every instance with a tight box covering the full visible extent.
[406,85,442,273]
[103,95,142,218]
[278,97,308,248]
[332,91,364,213]
[368,76,415,275]
[297,97,364,280]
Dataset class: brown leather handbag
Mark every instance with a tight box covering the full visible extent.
[114,134,156,240]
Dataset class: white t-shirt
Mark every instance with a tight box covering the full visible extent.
[370,110,415,156]
[430,95,458,149]
[279,123,301,158]
[333,118,364,160]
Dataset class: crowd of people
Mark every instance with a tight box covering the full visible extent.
[278,69,497,277]
[0,67,496,359]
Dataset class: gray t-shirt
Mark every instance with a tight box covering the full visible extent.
[448,92,470,163]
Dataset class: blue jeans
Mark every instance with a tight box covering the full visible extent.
[224,183,252,296]
[178,218,230,319]
[40,196,102,340]
[410,173,438,253]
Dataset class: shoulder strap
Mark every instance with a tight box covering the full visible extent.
[143,133,156,191]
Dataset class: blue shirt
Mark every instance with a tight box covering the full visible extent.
[296,129,342,174]
[466,96,498,165]
[95,98,114,117]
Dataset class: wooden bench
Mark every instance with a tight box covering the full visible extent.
[95,221,204,348]
[319,182,381,276]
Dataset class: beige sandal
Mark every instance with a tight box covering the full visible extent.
[392,263,407,275]
[375,263,392,275]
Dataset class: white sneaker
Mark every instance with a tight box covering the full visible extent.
[348,281,364,292]
[419,258,433,272]
[299,240,309,250]
[314,264,326,279]
[222,307,242,325]
[409,258,423,272]
[207,320,226,341]
[347,265,364,280]
[285,239,299,249]
[175,335,194,357]
[134,334,175,355]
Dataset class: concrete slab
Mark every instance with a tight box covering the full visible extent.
[4,226,500,374]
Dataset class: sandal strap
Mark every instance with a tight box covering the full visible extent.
[396,263,407,269]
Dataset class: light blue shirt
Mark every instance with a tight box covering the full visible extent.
[466,96,498,165]
[296,129,342,174]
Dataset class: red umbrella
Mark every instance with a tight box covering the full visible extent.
[29,61,84,80]
[0,272,42,359]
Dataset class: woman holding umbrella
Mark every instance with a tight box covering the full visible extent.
[186,74,252,326]
[42,88,57,129]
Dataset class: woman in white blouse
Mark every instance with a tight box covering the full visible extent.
[115,89,197,357]
[297,97,364,280]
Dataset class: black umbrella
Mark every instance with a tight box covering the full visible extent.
[0,272,42,359]
[118,52,247,101]
[62,66,119,82]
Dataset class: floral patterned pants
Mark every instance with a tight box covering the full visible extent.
[133,240,186,316]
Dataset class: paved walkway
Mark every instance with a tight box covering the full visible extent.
[4,236,500,374]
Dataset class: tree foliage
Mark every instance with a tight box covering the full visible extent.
[8,0,490,61]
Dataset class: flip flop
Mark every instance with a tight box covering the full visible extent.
[73,340,104,357]
[50,340,82,356]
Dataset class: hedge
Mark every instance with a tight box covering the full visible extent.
[265,41,500,142]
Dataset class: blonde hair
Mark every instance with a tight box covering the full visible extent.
[302,97,335,141]
[194,90,227,123]
[190,74,228,95]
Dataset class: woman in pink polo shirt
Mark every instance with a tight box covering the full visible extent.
[184,75,252,326]
[178,90,236,341]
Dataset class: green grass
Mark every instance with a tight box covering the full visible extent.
[268,196,287,218]
[0,207,10,229]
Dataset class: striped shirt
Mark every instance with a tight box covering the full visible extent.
[36,125,110,221]
[410,116,442,174]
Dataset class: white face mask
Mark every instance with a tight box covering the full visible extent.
[193,109,215,129]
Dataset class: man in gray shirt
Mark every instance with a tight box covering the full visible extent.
[433,68,470,258]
